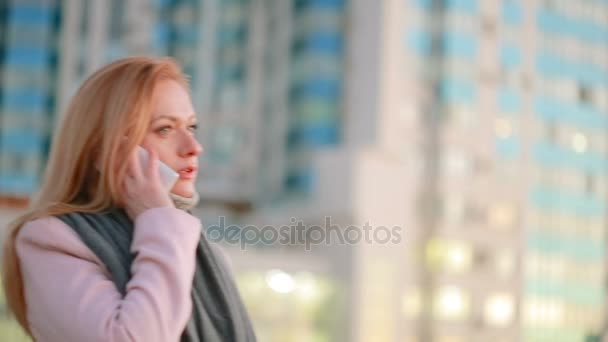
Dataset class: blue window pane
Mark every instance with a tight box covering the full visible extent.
[0,130,46,154]
[308,0,345,9]
[498,87,520,112]
[289,122,339,146]
[285,167,315,192]
[439,78,476,104]
[502,1,522,25]
[0,174,39,195]
[535,96,608,130]
[443,31,477,59]
[496,136,519,159]
[411,0,433,10]
[412,0,477,13]
[407,30,432,56]
[530,185,605,216]
[8,5,53,26]
[292,78,341,101]
[5,47,51,66]
[537,9,565,35]
[2,88,47,112]
[295,32,343,55]
[534,141,608,174]
[445,0,477,13]
[500,43,521,68]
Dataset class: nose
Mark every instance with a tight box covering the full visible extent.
[179,133,203,158]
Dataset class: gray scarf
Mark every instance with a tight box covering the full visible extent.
[169,192,200,211]
[56,195,257,342]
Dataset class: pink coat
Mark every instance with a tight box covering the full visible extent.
[16,207,202,342]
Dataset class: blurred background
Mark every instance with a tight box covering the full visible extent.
[0,0,607,341]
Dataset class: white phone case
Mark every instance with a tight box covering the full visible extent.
[137,146,179,191]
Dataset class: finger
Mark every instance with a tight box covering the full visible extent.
[129,148,144,179]
[125,152,135,178]
[122,172,136,194]
[120,180,133,209]
[146,149,161,181]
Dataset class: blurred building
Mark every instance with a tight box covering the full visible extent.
[1,0,608,342]
[376,0,607,341]
[0,0,60,198]
[317,0,607,341]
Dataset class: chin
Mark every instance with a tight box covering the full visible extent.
[171,181,196,198]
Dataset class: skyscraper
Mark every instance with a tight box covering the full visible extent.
[0,0,60,197]
[323,0,608,341]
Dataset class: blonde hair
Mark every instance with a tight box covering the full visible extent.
[1,56,189,334]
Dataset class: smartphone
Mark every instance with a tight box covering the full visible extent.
[137,146,179,191]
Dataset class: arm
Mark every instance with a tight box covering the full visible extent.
[16,207,201,342]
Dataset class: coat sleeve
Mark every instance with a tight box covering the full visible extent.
[16,207,201,342]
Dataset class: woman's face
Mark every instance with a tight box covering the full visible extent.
[141,80,203,197]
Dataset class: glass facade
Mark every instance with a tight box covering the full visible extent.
[0,0,60,196]
[406,0,607,341]
[524,1,607,340]
[287,0,346,193]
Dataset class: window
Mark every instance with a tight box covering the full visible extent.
[571,132,588,154]
[488,203,517,229]
[484,293,515,326]
[433,286,470,321]
[426,239,473,273]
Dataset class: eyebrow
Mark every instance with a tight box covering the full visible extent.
[152,114,197,123]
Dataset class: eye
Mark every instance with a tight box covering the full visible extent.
[188,123,199,132]
[156,126,172,136]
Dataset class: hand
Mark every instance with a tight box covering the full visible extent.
[122,147,174,219]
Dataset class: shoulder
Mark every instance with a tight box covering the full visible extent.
[18,215,77,244]
[16,215,100,264]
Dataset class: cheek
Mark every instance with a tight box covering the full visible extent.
[141,137,176,164]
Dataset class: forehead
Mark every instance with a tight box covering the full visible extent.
[151,80,195,119]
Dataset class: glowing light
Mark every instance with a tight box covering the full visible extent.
[426,239,472,273]
[484,293,514,326]
[266,269,295,294]
[445,243,472,272]
[571,132,587,153]
[434,286,469,320]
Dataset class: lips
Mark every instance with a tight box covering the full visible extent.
[178,166,197,179]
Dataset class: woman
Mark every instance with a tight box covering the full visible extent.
[2,57,256,341]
